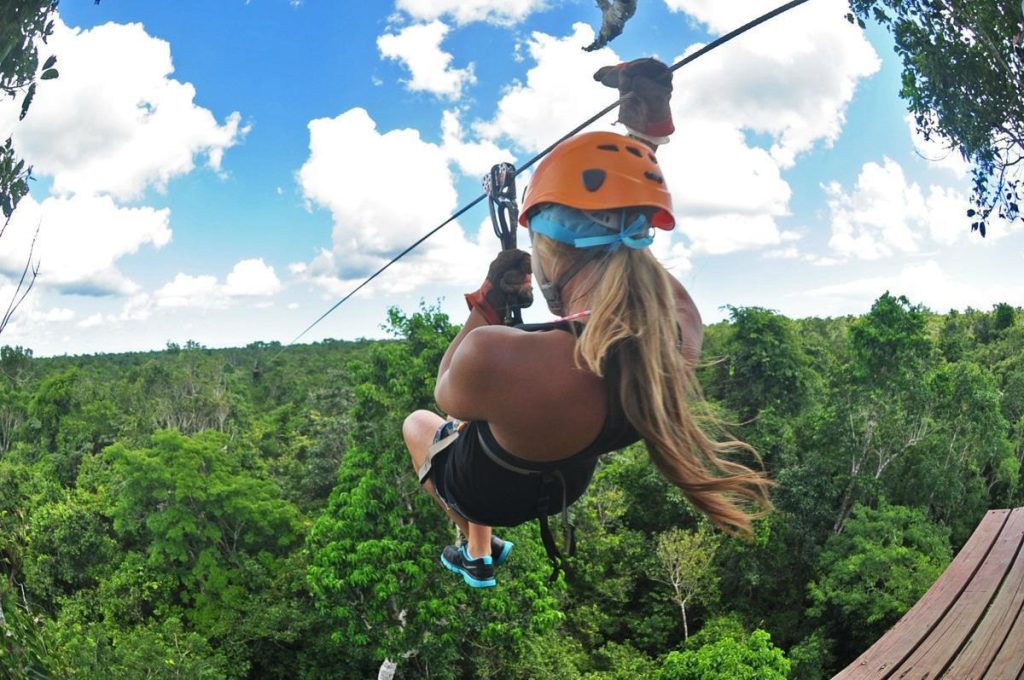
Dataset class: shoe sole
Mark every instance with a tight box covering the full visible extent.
[440,554,496,588]
[493,540,514,567]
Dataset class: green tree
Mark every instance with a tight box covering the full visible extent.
[51,616,228,679]
[22,492,118,608]
[653,527,720,641]
[717,306,811,421]
[0,1,60,334]
[993,302,1016,331]
[103,430,303,674]
[807,503,951,661]
[565,447,692,655]
[849,0,1023,234]
[830,293,936,531]
[0,589,63,679]
[657,629,790,680]
[27,368,79,452]
[889,362,1014,541]
[1,0,58,217]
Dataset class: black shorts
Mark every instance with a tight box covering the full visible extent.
[426,420,599,528]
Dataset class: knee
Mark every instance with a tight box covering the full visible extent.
[402,410,435,449]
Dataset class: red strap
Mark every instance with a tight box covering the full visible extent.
[645,116,675,137]
[465,280,501,325]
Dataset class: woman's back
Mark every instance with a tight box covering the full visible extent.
[437,321,610,463]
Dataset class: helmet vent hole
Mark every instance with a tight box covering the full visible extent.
[644,171,664,185]
[582,169,607,192]
[625,145,644,158]
[597,144,619,152]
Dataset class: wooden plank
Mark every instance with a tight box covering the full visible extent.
[833,509,1010,680]
[942,507,1024,678]
[983,571,1024,679]
[888,508,1024,679]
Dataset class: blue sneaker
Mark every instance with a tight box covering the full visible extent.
[491,536,514,566]
[441,545,496,588]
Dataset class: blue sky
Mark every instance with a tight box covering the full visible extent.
[0,0,1021,356]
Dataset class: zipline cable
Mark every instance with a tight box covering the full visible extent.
[284,0,812,349]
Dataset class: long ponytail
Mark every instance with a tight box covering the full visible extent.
[533,233,773,536]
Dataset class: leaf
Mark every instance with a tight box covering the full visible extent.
[40,68,58,80]
[42,55,56,70]
[966,209,975,217]
[979,222,986,237]
[19,83,36,121]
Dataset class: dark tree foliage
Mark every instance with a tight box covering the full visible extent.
[0,0,58,217]
[849,0,1024,236]
[0,0,60,335]
[0,296,1022,677]
[715,306,811,422]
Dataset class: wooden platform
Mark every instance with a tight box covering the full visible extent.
[834,507,1024,679]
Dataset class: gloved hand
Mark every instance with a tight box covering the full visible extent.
[465,249,533,325]
[594,57,674,145]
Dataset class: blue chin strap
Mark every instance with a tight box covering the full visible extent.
[528,205,654,315]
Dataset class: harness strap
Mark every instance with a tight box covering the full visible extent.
[477,428,576,581]
[418,420,465,484]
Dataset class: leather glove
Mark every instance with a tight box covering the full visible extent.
[594,57,674,144]
[465,249,533,325]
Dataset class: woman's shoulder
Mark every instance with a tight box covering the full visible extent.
[461,322,577,372]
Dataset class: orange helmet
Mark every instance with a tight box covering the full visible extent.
[519,131,675,229]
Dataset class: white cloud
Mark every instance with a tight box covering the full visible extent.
[651,233,693,274]
[377,21,476,99]
[36,307,75,322]
[904,114,970,180]
[78,313,104,329]
[765,246,800,259]
[293,217,495,298]
[297,107,490,288]
[117,293,153,322]
[825,157,973,260]
[805,260,1024,314]
[0,194,171,295]
[441,110,515,177]
[665,0,880,167]
[659,120,791,218]
[155,273,222,308]
[680,214,799,256]
[0,16,246,200]
[291,106,509,296]
[224,258,281,297]
[154,258,280,309]
[475,24,620,153]
[395,0,547,25]
[804,254,842,267]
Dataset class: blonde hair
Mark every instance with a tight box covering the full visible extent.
[532,231,773,537]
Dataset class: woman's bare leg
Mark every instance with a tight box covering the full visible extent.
[403,409,492,557]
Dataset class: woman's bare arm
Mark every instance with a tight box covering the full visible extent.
[436,307,490,386]
[435,321,522,421]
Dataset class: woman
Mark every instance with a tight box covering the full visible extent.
[404,130,773,588]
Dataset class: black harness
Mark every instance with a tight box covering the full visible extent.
[475,426,578,582]
[476,322,638,581]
